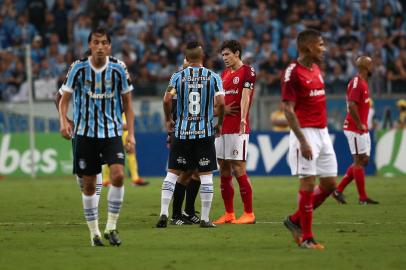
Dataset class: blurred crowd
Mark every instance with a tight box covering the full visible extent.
[1,0,406,101]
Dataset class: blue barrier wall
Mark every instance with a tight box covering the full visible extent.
[135,131,376,177]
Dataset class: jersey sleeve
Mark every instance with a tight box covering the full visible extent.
[243,66,256,90]
[213,73,225,96]
[281,64,298,102]
[166,72,179,95]
[118,61,134,94]
[61,61,80,93]
[348,78,363,104]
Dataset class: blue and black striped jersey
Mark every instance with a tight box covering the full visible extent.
[61,56,133,138]
[168,66,224,140]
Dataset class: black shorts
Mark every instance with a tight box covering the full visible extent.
[73,135,125,175]
[168,136,217,172]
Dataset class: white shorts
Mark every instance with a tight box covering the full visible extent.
[215,134,249,161]
[344,130,371,156]
[288,127,337,177]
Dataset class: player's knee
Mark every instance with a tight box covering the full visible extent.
[83,184,96,195]
[363,156,370,166]
[111,170,125,182]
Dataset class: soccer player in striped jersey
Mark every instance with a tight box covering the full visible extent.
[157,41,225,228]
[58,27,135,246]
[333,56,379,205]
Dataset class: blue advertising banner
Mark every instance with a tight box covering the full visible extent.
[135,131,376,177]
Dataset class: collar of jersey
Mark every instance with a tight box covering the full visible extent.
[88,56,109,73]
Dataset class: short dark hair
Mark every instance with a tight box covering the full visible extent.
[220,40,242,59]
[297,29,321,47]
[88,27,111,44]
[186,41,202,50]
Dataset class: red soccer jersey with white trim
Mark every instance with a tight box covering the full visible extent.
[221,64,256,134]
[343,75,370,133]
[281,61,327,128]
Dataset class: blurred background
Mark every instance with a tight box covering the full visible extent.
[1,0,405,177]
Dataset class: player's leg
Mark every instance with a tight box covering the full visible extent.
[171,171,193,225]
[214,135,236,224]
[101,137,126,246]
[184,171,201,224]
[231,159,255,224]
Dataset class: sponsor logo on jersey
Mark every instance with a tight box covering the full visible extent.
[117,152,124,159]
[309,89,325,97]
[87,91,115,99]
[188,83,204,89]
[182,76,210,82]
[225,89,238,95]
[233,77,239,84]
[180,130,205,136]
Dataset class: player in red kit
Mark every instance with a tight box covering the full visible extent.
[332,56,379,205]
[213,40,256,225]
[281,30,337,250]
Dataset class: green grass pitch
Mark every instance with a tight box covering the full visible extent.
[0,176,405,270]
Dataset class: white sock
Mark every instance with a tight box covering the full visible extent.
[106,185,124,231]
[199,174,214,222]
[82,193,101,237]
[76,176,84,191]
[95,173,102,206]
[160,172,178,216]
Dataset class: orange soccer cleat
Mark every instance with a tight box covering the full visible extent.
[300,238,325,250]
[213,212,236,224]
[231,212,256,224]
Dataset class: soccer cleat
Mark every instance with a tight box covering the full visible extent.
[170,216,193,226]
[182,211,200,224]
[300,238,325,250]
[231,212,256,224]
[156,215,168,228]
[283,216,302,245]
[359,198,379,205]
[200,220,216,228]
[91,235,104,247]
[102,180,111,187]
[213,212,236,224]
[332,189,347,204]
[104,230,122,246]
[132,178,149,186]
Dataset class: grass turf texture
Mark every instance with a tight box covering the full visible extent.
[0,176,405,270]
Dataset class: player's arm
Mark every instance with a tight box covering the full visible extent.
[215,94,225,137]
[348,101,366,132]
[54,90,74,129]
[59,91,73,140]
[283,101,312,160]
[163,87,175,133]
[122,92,135,153]
[240,88,251,134]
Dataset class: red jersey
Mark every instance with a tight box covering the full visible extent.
[343,75,370,133]
[221,64,256,134]
[281,61,327,128]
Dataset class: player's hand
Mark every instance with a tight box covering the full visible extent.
[215,124,222,137]
[357,123,367,133]
[125,134,135,154]
[60,120,72,140]
[165,119,175,133]
[225,101,238,116]
[66,118,74,130]
[300,140,313,160]
[239,119,247,135]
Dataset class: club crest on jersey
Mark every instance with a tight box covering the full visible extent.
[79,159,86,169]
[233,77,239,84]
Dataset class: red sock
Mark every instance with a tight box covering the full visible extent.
[313,185,331,209]
[353,166,368,200]
[299,190,314,240]
[236,174,253,213]
[337,165,354,193]
[220,176,234,213]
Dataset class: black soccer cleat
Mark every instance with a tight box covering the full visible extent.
[156,215,168,228]
[104,230,122,246]
[91,235,105,247]
[359,198,379,205]
[182,211,200,224]
[332,189,347,204]
[283,216,302,246]
[170,216,193,226]
[200,220,216,228]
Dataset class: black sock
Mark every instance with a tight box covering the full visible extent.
[172,182,186,218]
[185,179,200,216]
